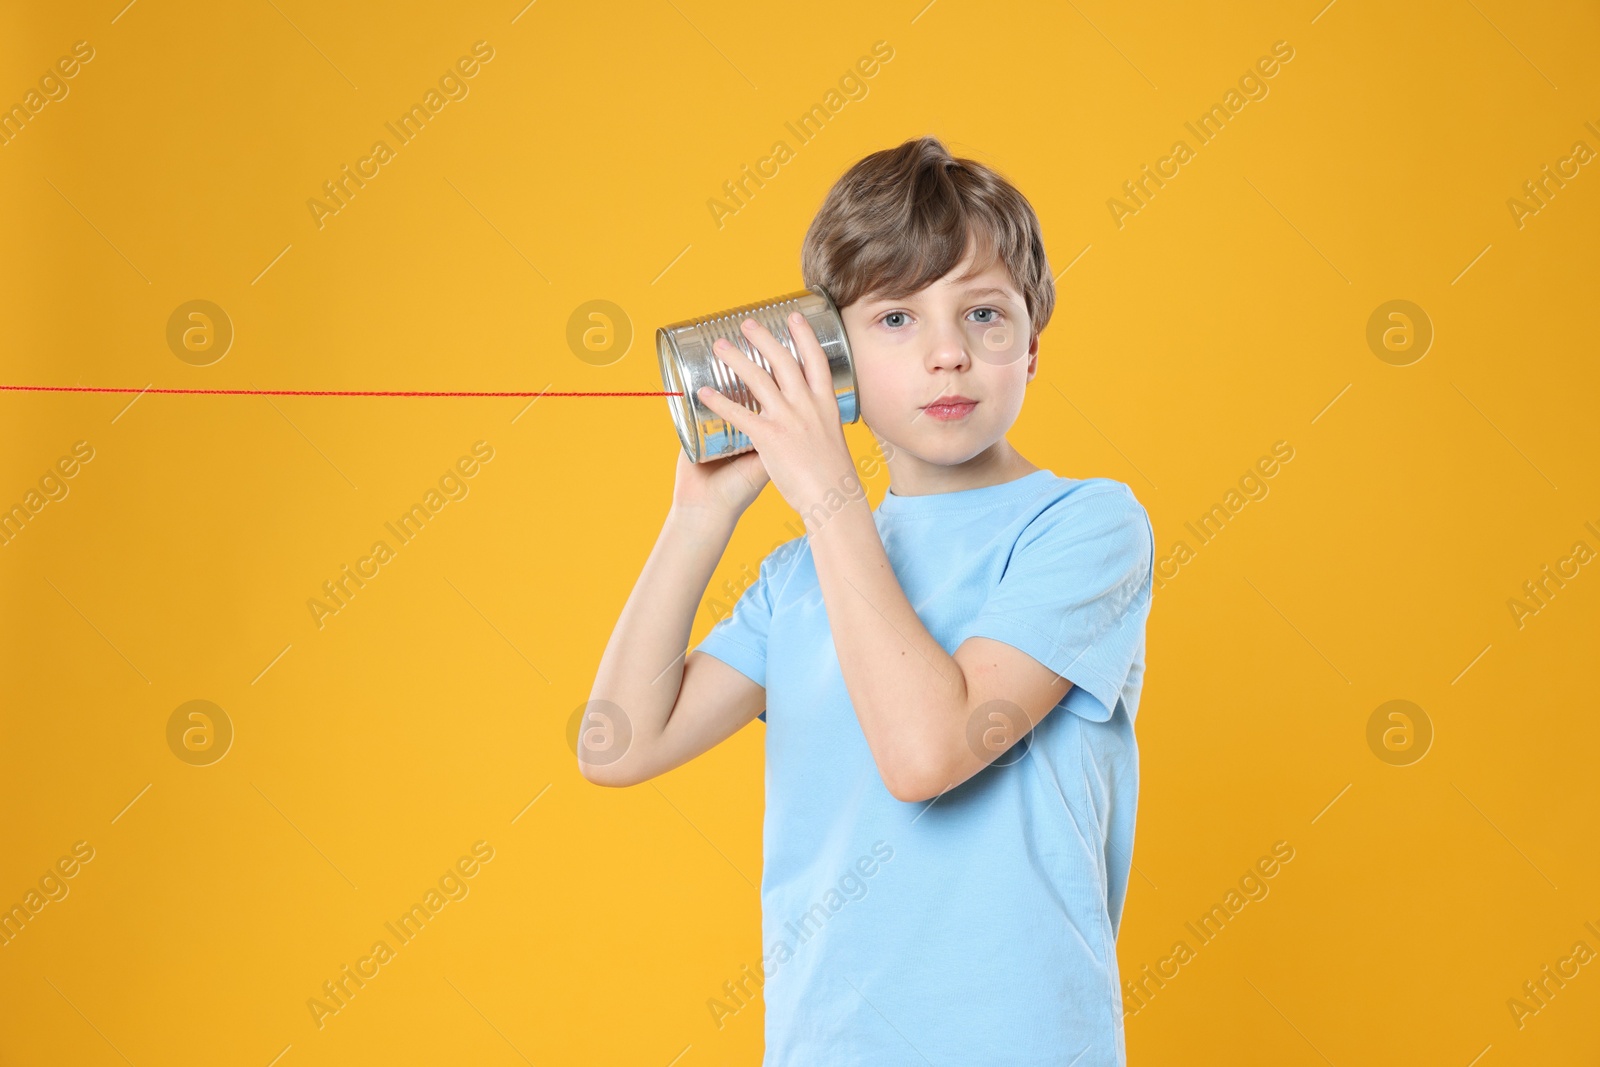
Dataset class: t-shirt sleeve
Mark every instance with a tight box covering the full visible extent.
[959,484,1155,723]
[693,544,787,722]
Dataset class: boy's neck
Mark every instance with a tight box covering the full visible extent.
[884,441,1040,498]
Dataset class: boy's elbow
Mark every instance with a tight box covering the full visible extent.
[576,759,610,786]
[574,695,652,787]
[885,775,942,804]
[577,758,641,789]
[881,730,972,803]
[881,753,947,804]
[885,776,936,804]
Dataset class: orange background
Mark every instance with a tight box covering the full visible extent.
[2,1,1597,1064]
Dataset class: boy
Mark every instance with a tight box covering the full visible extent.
[583,135,1156,1066]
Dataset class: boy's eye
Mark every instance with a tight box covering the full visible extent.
[879,308,1003,329]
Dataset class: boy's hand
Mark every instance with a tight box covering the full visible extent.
[694,312,860,523]
[671,447,770,527]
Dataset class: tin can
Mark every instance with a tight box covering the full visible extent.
[656,285,859,463]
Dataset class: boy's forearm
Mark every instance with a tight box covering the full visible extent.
[806,496,970,800]
[586,506,738,777]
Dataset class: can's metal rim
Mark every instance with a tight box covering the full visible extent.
[654,326,698,461]
[810,283,860,422]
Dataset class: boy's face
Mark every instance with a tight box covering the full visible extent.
[839,241,1038,476]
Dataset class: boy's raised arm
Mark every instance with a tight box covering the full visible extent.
[580,450,770,787]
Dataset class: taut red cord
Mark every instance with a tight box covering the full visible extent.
[0,385,682,397]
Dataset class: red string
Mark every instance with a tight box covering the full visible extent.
[0,385,682,397]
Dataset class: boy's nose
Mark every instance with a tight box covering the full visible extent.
[923,322,972,372]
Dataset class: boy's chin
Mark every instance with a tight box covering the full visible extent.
[895,435,994,469]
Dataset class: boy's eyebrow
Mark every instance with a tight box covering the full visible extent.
[862,284,1019,305]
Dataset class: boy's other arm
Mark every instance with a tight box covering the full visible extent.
[807,498,1076,804]
[581,506,767,788]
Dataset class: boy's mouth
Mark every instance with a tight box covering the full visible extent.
[921,396,978,421]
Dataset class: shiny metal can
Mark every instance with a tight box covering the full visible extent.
[656,285,859,463]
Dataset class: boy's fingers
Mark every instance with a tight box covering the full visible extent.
[787,311,833,401]
[696,384,755,439]
[784,313,843,424]
[734,449,771,488]
[713,336,782,413]
[738,318,806,399]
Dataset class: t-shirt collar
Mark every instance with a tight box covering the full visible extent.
[876,468,1055,516]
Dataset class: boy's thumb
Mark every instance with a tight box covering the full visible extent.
[735,450,771,489]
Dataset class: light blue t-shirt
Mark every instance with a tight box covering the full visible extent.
[694,469,1157,1066]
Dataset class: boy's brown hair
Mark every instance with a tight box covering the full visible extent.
[800,135,1055,343]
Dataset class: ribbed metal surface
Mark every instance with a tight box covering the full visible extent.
[655,287,857,463]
